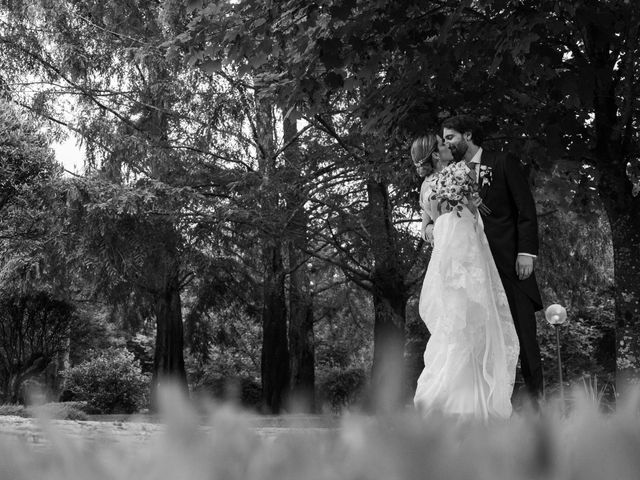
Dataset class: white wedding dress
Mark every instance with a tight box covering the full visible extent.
[414,177,519,421]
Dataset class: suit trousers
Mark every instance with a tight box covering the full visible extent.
[501,278,544,398]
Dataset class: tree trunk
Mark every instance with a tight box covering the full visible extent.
[45,335,70,401]
[6,354,47,404]
[255,95,290,413]
[146,232,189,409]
[366,178,408,412]
[151,277,188,398]
[1,377,9,404]
[605,196,640,393]
[370,286,407,412]
[283,115,315,412]
[144,65,189,403]
[261,241,290,413]
[287,242,315,411]
[598,154,640,393]
[587,15,640,392]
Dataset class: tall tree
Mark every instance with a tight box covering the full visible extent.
[283,114,315,411]
[253,93,290,412]
[440,0,640,390]
[0,0,222,394]
[178,0,446,409]
[0,98,69,402]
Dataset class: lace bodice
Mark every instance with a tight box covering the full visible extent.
[420,175,441,221]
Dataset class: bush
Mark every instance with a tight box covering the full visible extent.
[191,374,263,410]
[318,368,367,413]
[0,404,27,417]
[62,348,150,414]
[0,402,89,420]
[27,402,89,420]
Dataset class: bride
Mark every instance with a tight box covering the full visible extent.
[411,133,519,421]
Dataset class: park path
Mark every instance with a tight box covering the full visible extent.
[0,414,339,447]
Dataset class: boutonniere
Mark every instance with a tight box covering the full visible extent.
[479,165,493,188]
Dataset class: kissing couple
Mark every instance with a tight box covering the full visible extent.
[411,114,544,421]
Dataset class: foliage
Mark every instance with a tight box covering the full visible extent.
[0,92,73,404]
[0,404,26,417]
[184,301,261,380]
[184,299,263,409]
[313,276,373,373]
[178,0,436,290]
[179,1,640,388]
[317,367,367,413]
[0,292,78,403]
[181,1,453,133]
[311,271,375,410]
[27,402,89,420]
[1,0,636,398]
[0,0,251,390]
[534,167,616,390]
[438,0,640,379]
[186,300,262,410]
[126,333,156,376]
[61,304,132,368]
[61,176,197,300]
[62,347,150,414]
[0,97,62,291]
[0,401,90,419]
[538,304,615,395]
[189,370,262,410]
[0,98,59,210]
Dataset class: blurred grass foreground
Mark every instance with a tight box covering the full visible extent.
[2,387,640,480]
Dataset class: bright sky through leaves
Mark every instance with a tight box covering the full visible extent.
[52,136,84,175]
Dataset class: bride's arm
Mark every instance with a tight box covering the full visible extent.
[421,209,434,242]
[419,179,436,243]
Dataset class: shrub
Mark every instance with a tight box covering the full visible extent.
[318,368,367,413]
[62,348,150,414]
[0,402,89,420]
[0,404,27,417]
[191,374,263,410]
[27,402,89,420]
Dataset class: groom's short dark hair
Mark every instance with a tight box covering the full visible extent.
[442,115,484,146]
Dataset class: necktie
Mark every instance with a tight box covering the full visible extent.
[468,162,478,182]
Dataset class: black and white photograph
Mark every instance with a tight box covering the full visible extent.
[1,1,639,479]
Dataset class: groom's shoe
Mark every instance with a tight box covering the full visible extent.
[527,393,543,413]
[512,385,543,413]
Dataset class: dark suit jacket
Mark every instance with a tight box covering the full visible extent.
[479,150,543,311]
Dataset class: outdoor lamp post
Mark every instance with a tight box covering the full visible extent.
[545,304,568,403]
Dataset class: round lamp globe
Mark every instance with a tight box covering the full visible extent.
[545,304,567,326]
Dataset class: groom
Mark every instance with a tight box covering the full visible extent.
[442,114,544,402]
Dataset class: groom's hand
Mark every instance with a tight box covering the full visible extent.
[516,254,534,280]
[471,195,492,216]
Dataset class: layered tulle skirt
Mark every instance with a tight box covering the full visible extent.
[414,210,519,421]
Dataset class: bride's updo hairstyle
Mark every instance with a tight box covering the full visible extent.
[411,134,439,176]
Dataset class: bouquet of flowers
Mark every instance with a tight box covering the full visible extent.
[429,161,478,216]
